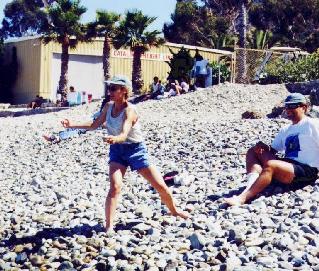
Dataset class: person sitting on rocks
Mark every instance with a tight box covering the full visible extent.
[180,77,190,94]
[149,80,165,99]
[225,93,319,206]
[150,76,159,93]
[167,80,182,97]
[67,86,81,106]
[28,95,44,109]
[59,75,189,232]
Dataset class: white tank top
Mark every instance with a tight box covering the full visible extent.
[106,102,144,143]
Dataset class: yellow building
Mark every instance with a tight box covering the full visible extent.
[4,36,234,104]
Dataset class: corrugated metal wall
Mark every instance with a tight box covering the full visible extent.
[5,39,42,104]
[5,37,234,103]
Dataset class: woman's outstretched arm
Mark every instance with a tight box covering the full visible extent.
[62,103,109,130]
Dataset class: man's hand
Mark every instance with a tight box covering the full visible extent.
[103,135,119,144]
[253,141,270,155]
[61,119,70,128]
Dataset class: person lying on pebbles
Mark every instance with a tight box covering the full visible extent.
[60,75,190,233]
[225,93,319,206]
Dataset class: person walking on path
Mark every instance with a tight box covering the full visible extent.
[61,75,189,232]
[225,93,319,206]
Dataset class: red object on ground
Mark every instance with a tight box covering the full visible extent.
[88,94,92,103]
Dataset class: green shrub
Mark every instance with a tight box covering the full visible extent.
[208,61,231,84]
[261,50,319,84]
[166,47,194,82]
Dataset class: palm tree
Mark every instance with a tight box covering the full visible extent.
[248,29,273,50]
[113,10,165,93]
[41,0,87,101]
[87,11,120,81]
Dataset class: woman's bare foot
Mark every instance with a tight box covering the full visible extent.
[224,195,246,206]
[43,134,60,143]
[43,134,54,142]
[171,209,190,219]
[105,226,115,236]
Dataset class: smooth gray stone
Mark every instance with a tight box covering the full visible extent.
[15,252,28,264]
[3,252,17,262]
[58,261,74,270]
[188,232,206,250]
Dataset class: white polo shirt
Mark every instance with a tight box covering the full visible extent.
[271,117,319,169]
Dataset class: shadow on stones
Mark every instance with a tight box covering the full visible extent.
[114,220,143,231]
[0,107,68,118]
[208,180,317,205]
[0,223,104,252]
[1,220,145,252]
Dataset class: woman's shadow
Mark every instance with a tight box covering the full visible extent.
[1,220,143,252]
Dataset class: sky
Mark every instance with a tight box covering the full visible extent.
[0,0,176,32]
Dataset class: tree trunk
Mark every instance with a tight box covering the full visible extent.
[103,36,111,81]
[132,47,143,94]
[237,1,248,83]
[58,36,69,102]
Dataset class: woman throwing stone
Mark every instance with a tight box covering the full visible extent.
[61,75,189,232]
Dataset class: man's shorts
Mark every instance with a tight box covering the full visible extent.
[109,142,150,171]
[281,158,319,183]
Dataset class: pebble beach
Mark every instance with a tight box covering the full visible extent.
[1,83,319,271]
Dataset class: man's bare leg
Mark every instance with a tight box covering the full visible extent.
[243,146,275,192]
[225,159,295,206]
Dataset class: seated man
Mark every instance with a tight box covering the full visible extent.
[150,80,165,99]
[150,76,159,93]
[225,93,319,206]
[28,95,44,109]
[67,86,81,106]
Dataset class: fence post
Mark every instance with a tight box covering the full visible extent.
[218,55,221,85]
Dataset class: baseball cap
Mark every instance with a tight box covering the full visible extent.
[284,93,307,105]
[105,75,132,89]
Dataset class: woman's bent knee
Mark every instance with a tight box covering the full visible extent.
[108,182,122,197]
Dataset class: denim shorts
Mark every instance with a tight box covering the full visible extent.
[281,158,319,183]
[109,142,150,171]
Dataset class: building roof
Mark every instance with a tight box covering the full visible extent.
[270,46,309,55]
[4,35,234,56]
[165,42,234,56]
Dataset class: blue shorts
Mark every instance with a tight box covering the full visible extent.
[109,142,150,171]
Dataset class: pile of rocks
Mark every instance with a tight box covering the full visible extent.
[1,83,319,271]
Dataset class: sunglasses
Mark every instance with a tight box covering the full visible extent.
[285,103,303,110]
[108,85,121,92]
